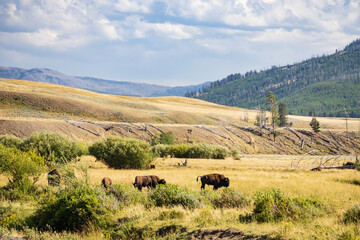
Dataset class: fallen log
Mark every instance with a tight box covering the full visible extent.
[79,120,113,131]
[223,127,251,144]
[323,165,355,170]
[65,121,100,136]
[195,126,230,140]
[149,124,163,133]
[286,127,303,140]
[231,125,263,136]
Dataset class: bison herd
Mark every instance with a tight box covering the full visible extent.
[47,169,230,191]
[102,173,229,191]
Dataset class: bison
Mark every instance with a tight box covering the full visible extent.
[343,162,355,166]
[197,173,229,190]
[149,164,156,169]
[48,169,61,187]
[101,177,112,189]
[311,166,322,171]
[133,175,166,191]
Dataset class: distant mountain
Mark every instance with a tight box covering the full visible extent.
[187,39,360,118]
[0,67,208,97]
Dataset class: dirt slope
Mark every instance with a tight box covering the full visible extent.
[0,78,359,154]
[1,118,359,155]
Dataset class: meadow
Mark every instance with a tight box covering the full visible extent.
[1,154,360,239]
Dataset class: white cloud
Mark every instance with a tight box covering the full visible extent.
[0,0,359,85]
[114,0,153,13]
[0,29,87,50]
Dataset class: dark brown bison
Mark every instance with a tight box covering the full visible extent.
[343,162,355,166]
[101,177,112,189]
[48,169,61,186]
[133,175,166,191]
[149,164,155,169]
[311,166,322,171]
[197,173,229,190]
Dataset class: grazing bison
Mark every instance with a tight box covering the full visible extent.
[101,177,112,189]
[311,166,322,171]
[149,164,156,169]
[48,169,61,187]
[197,173,229,190]
[343,162,355,166]
[133,175,166,191]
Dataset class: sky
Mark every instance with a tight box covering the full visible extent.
[0,0,359,86]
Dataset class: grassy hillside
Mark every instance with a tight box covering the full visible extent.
[0,78,247,125]
[1,77,360,156]
[188,39,360,117]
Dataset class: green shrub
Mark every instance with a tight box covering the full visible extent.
[248,189,328,223]
[29,183,119,232]
[0,135,23,149]
[170,143,229,159]
[343,204,360,224]
[148,184,202,209]
[158,209,185,220]
[109,184,146,206]
[151,144,172,158]
[211,145,229,159]
[230,149,240,160]
[171,144,190,158]
[20,131,86,165]
[187,144,212,159]
[151,131,175,146]
[355,162,360,171]
[89,137,154,169]
[0,145,45,199]
[200,188,250,208]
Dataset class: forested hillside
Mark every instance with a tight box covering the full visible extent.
[186,39,360,117]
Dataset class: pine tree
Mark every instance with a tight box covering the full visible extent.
[266,91,279,141]
[278,103,288,127]
[310,117,320,133]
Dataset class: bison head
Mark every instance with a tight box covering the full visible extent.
[221,177,230,187]
[158,179,166,185]
[133,183,138,188]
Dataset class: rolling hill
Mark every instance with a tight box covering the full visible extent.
[187,39,360,118]
[0,66,208,97]
[0,78,359,155]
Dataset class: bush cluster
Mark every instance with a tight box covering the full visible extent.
[152,143,229,159]
[0,135,23,149]
[343,204,360,224]
[151,144,172,158]
[20,131,86,165]
[242,189,328,223]
[200,188,250,208]
[151,131,175,146]
[148,184,203,209]
[109,184,146,207]
[30,183,119,232]
[0,145,45,199]
[89,137,154,169]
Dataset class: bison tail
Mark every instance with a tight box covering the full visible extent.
[196,176,201,182]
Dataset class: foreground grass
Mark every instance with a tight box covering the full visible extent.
[1,155,360,239]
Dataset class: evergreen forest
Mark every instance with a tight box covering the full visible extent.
[186,39,360,117]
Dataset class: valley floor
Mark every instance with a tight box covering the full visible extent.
[1,155,360,239]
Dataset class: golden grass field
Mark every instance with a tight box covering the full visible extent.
[82,155,360,239]
[1,155,359,239]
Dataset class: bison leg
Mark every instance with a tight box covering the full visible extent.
[201,182,206,189]
[138,185,142,191]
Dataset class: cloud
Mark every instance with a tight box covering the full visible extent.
[113,0,154,13]
[0,0,359,85]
